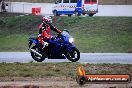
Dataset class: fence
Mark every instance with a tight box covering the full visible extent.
[2,2,132,16]
[7,2,54,14]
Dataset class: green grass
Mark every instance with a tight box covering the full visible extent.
[53,17,132,52]
[0,34,28,51]
[0,63,132,79]
[0,16,132,52]
[0,62,80,78]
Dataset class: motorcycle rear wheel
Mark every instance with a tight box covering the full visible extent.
[30,46,45,62]
[67,48,80,62]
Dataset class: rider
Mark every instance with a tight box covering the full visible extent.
[38,16,62,49]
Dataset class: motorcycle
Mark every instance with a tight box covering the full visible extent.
[29,30,80,62]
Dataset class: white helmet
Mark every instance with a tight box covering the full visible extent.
[42,16,52,24]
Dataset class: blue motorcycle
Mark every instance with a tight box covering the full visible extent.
[29,30,80,62]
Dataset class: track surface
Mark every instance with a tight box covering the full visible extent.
[0,52,132,63]
[0,81,132,88]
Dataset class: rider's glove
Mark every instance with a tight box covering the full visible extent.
[44,42,49,47]
[42,42,49,49]
[58,33,62,37]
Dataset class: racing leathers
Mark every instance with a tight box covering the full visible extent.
[38,21,61,48]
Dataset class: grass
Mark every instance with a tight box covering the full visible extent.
[0,62,79,78]
[0,15,132,52]
[53,17,132,52]
[0,63,132,79]
[0,34,28,51]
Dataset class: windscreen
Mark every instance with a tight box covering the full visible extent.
[85,0,97,4]
[62,31,72,38]
[85,0,90,3]
[92,0,97,2]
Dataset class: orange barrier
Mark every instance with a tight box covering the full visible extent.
[32,7,41,15]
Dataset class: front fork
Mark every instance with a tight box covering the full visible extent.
[67,45,76,52]
[64,45,76,56]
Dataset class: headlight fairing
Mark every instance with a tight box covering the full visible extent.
[69,38,74,43]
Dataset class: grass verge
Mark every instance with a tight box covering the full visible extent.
[0,63,132,81]
[0,15,132,52]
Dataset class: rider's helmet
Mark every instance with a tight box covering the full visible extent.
[42,16,52,24]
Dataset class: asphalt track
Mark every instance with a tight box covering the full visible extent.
[0,52,132,63]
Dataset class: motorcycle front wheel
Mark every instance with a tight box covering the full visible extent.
[67,48,80,62]
[30,46,45,62]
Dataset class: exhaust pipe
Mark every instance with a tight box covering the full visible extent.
[30,49,42,57]
[62,54,67,59]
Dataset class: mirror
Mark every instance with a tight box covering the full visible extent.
[55,0,59,4]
